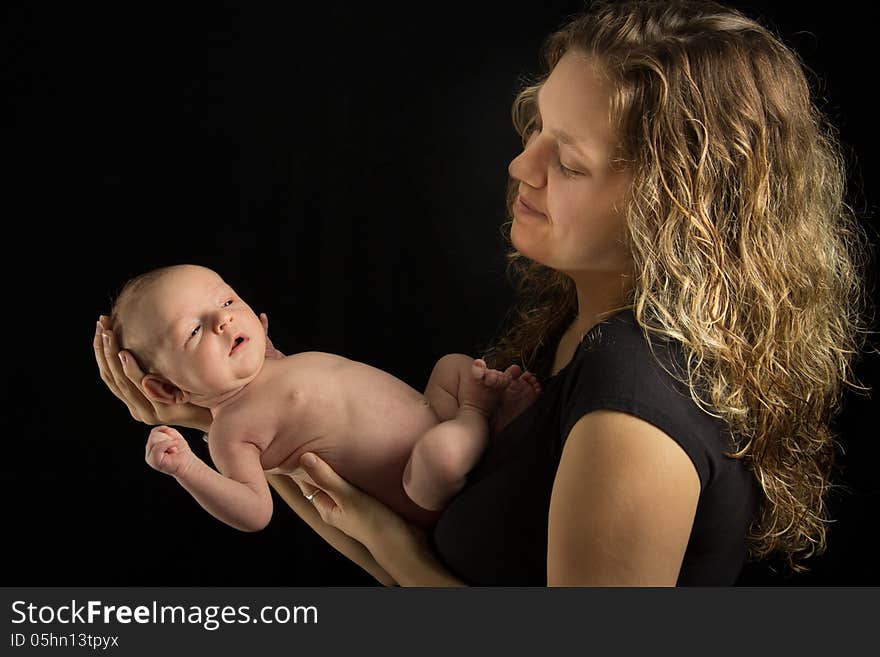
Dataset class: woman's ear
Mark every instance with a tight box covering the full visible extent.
[141,374,191,404]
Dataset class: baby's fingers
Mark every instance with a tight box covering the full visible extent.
[145,429,188,471]
[146,426,179,454]
[149,425,182,441]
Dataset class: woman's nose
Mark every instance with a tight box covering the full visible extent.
[508,136,546,189]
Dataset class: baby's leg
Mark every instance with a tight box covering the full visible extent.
[405,354,514,510]
[422,354,470,423]
[422,354,513,421]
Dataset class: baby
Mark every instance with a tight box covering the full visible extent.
[110,264,541,531]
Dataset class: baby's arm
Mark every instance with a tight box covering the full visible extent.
[145,426,272,532]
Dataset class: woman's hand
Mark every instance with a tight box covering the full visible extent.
[93,315,212,430]
[93,311,281,431]
[261,312,285,360]
[293,453,420,549]
[293,453,465,586]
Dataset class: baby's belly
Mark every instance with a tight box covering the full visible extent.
[268,382,442,528]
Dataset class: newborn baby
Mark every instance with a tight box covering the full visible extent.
[111,264,540,531]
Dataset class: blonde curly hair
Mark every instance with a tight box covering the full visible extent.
[484,0,876,572]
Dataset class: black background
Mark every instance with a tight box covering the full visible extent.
[9,1,878,586]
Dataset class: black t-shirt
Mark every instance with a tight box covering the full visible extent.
[431,309,760,585]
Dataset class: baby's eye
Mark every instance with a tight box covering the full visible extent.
[191,325,201,337]
[222,299,233,307]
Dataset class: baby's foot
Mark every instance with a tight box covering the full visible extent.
[492,369,542,436]
[459,359,513,416]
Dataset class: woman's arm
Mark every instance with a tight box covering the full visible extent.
[292,454,466,586]
[368,524,466,587]
[266,474,399,586]
[547,410,700,586]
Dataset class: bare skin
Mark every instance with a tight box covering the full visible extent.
[90,48,703,588]
[114,266,542,534]
[94,308,541,584]
[281,51,700,586]
[491,370,542,435]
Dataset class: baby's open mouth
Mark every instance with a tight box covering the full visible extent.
[229,336,247,355]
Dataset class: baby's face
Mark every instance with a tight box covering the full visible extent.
[133,265,267,398]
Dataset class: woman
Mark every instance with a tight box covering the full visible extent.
[94,0,873,585]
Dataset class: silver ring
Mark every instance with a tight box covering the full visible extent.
[305,491,317,501]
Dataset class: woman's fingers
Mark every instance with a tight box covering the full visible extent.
[298,453,359,521]
[95,319,141,421]
[259,312,285,360]
[94,321,121,397]
[301,453,356,497]
[98,317,154,423]
[116,347,156,422]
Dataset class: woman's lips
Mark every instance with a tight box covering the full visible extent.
[514,195,546,218]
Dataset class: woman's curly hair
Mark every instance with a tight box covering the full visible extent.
[484,0,876,572]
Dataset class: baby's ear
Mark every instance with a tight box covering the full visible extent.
[142,375,191,405]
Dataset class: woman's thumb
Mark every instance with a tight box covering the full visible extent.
[300,453,354,498]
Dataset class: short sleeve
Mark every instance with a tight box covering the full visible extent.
[557,315,724,491]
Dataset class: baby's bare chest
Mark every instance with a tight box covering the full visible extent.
[228,353,435,474]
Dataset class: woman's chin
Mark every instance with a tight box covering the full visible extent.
[511,219,550,265]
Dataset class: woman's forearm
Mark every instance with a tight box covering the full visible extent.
[267,474,398,586]
[370,527,467,587]
[181,407,213,434]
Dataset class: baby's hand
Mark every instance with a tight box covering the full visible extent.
[145,426,194,476]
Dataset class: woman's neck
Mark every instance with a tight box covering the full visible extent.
[568,268,634,337]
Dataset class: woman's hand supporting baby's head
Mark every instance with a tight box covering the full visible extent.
[95,315,214,431]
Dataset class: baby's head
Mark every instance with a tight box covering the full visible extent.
[111,264,267,407]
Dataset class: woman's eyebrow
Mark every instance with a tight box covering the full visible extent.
[551,128,595,161]
[535,86,597,164]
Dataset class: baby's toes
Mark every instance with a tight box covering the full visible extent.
[504,364,523,380]
[522,372,541,392]
[471,359,488,381]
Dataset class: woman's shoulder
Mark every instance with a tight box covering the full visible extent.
[559,309,685,412]
[567,308,684,382]
[559,308,726,488]
[581,308,665,353]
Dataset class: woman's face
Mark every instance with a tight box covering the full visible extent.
[508,51,632,277]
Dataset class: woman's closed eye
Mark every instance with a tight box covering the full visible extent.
[555,156,584,178]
